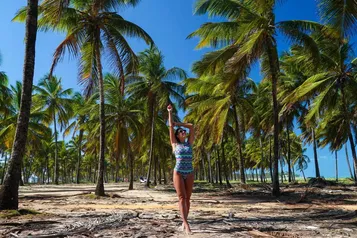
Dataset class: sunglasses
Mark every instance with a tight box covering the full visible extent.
[178,129,186,134]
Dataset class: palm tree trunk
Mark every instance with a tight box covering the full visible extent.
[233,104,245,184]
[63,155,66,184]
[311,128,320,178]
[201,154,206,181]
[259,136,264,183]
[161,156,167,185]
[215,155,218,184]
[348,132,357,182]
[207,151,212,183]
[0,0,38,210]
[266,38,280,196]
[128,143,134,190]
[286,121,292,183]
[95,36,106,196]
[301,169,306,182]
[345,144,354,180]
[335,151,338,182]
[115,151,120,182]
[145,99,155,187]
[216,147,223,185]
[158,158,162,185]
[153,156,157,186]
[46,155,49,184]
[221,136,232,188]
[269,137,273,183]
[53,112,59,185]
[76,129,83,184]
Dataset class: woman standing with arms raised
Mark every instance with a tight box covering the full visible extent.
[167,104,195,234]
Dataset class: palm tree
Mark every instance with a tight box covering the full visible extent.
[294,149,310,182]
[284,32,357,182]
[0,0,39,209]
[103,74,142,190]
[33,76,73,184]
[185,73,255,184]
[14,0,153,195]
[127,47,186,187]
[63,92,89,184]
[280,49,322,179]
[188,0,322,196]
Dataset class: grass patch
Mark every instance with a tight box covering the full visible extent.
[0,209,40,219]
[82,193,100,199]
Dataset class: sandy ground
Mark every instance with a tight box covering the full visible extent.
[0,182,357,237]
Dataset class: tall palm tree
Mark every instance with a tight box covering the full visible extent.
[15,0,153,195]
[280,49,322,179]
[103,74,142,190]
[293,149,310,182]
[33,76,73,184]
[0,0,39,209]
[284,32,357,182]
[188,0,320,196]
[185,73,255,184]
[127,47,186,187]
[63,92,90,184]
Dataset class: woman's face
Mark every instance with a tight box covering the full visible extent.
[177,128,187,142]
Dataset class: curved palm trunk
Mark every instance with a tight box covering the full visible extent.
[95,38,106,196]
[233,105,245,184]
[76,129,83,184]
[266,37,280,196]
[145,99,155,187]
[0,0,38,209]
[53,112,59,185]
[301,169,306,182]
[348,133,357,182]
[345,144,354,180]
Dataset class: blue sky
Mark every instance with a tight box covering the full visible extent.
[0,0,354,179]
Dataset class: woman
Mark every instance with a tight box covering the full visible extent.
[167,104,195,234]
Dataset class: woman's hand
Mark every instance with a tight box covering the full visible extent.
[167,104,172,112]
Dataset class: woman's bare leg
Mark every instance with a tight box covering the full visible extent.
[173,171,191,233]
[184,172,194,220]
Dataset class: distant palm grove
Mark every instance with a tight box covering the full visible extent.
[1,0,357,209]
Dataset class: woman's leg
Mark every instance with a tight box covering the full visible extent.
[173,171,191,233]
[184,172,194,220]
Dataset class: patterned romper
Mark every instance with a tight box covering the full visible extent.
[174,142,193,179]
